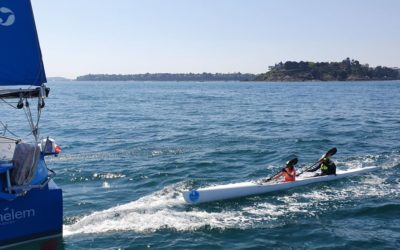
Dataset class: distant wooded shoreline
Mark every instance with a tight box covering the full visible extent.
[74,73,256,82]
[51,59,400,82]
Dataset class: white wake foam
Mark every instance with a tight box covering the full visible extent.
[63,182,248,236]
[64,153,399,236]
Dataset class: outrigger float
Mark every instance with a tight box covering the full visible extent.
[183,166,379,204]
[1,0,63,248]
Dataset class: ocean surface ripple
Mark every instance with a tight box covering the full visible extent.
[2,81,399,249]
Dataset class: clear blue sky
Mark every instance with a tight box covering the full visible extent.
[31,0,400,79]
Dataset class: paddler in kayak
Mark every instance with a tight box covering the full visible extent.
[272,159,297,182]
[306,155,336,176]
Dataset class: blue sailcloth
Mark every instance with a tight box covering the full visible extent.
[0,0,47,86]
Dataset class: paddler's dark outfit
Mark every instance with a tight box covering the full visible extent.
[307,157,336,175]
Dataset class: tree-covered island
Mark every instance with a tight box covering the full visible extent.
[255,58,399,81]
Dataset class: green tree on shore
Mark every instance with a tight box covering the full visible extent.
[256,58,399,81]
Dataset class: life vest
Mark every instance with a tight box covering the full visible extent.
[321,163,329,172]
[320,159,336,175]
[283,168,296,182]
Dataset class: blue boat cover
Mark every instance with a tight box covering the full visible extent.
[0,0,46,86]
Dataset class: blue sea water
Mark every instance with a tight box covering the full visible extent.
[2,81,400,249]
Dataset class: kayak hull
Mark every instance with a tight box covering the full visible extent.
[183,166,379,204]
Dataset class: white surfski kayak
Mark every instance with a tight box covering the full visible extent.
[183,166,379,204]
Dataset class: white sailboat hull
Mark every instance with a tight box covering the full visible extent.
[183,166,379,204]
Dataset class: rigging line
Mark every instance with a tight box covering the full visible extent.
[0,121,6,136]
[28,105,39,141]
[35,108,42,132]
[35,97,43,138]
[23,98,38,141]
[0,120,20,137]
[0,98,18,109]
[31,98,43,142]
